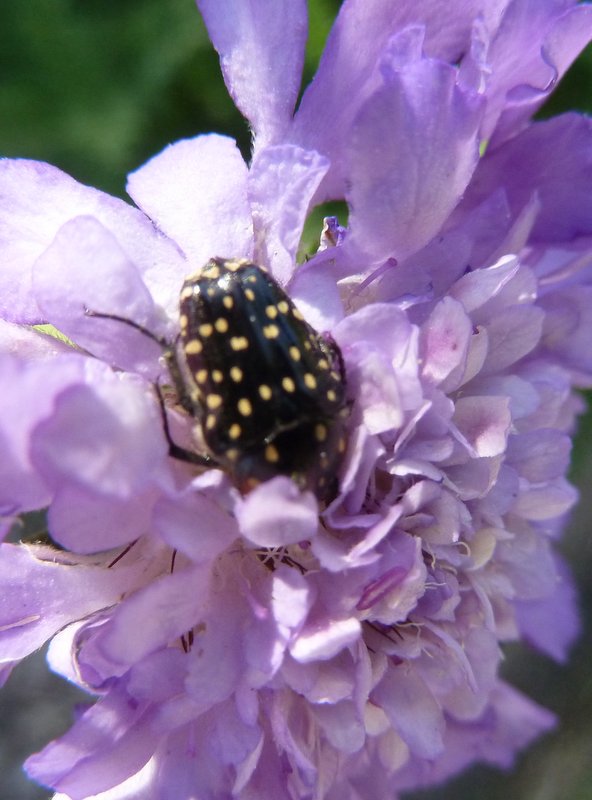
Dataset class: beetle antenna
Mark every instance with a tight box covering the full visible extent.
[84,307,169,348]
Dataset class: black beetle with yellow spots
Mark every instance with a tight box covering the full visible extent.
[175,257,349,500]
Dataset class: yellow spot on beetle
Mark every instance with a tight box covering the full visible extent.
[212,369,223,383]
[215,317,229,333]
[265,444,279,463]
[263,324,279,339]
[230,366,243,382]
[230,336,249,351]
[315,424,327,442]
[289,346,301,362]
[318,358,329,370]
[179,314,189,330]
[202,264,220,280]
[185,339,202,355]
[238,398,252,416]
[229,423,241,440]
[206,414,217,430]
[195,368,208,384]
[327,389,337,402]
[277,300,289,314]
[245,288,255,301]
[282,377,296,393]
[292,307,304,321]
[223,295,234,309]
[304,373,317,390]
[206,394,223,409]
[199,323,213,337]
[259,384,272,400]
[265,305,278,319]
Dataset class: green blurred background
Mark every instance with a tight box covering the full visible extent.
[0,1,591,798]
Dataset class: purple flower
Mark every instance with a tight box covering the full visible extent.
[1,1,591,797]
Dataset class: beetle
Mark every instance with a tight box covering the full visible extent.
[174,258,349,499]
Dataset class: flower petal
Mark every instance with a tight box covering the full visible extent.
[0,354,89,515]
[153,480,238,563]
[467,114,592,243]
[293,0,505,199]
[346,28,483,263]
[236,477,318,548]
[127,134,253,265]
[196,0,308,146]
[248,144,329,283]
[33,216,164,377]
[89,565,210,675]
[372,664,445,759]
[486,1,592,144]
[514,554,579,662]
[0,544,133,663]
[0,159,184,323]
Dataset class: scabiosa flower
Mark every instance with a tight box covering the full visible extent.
[1,1,591,798]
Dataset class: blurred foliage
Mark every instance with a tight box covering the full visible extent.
[0,1,591,799]
[0,0,341,197]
